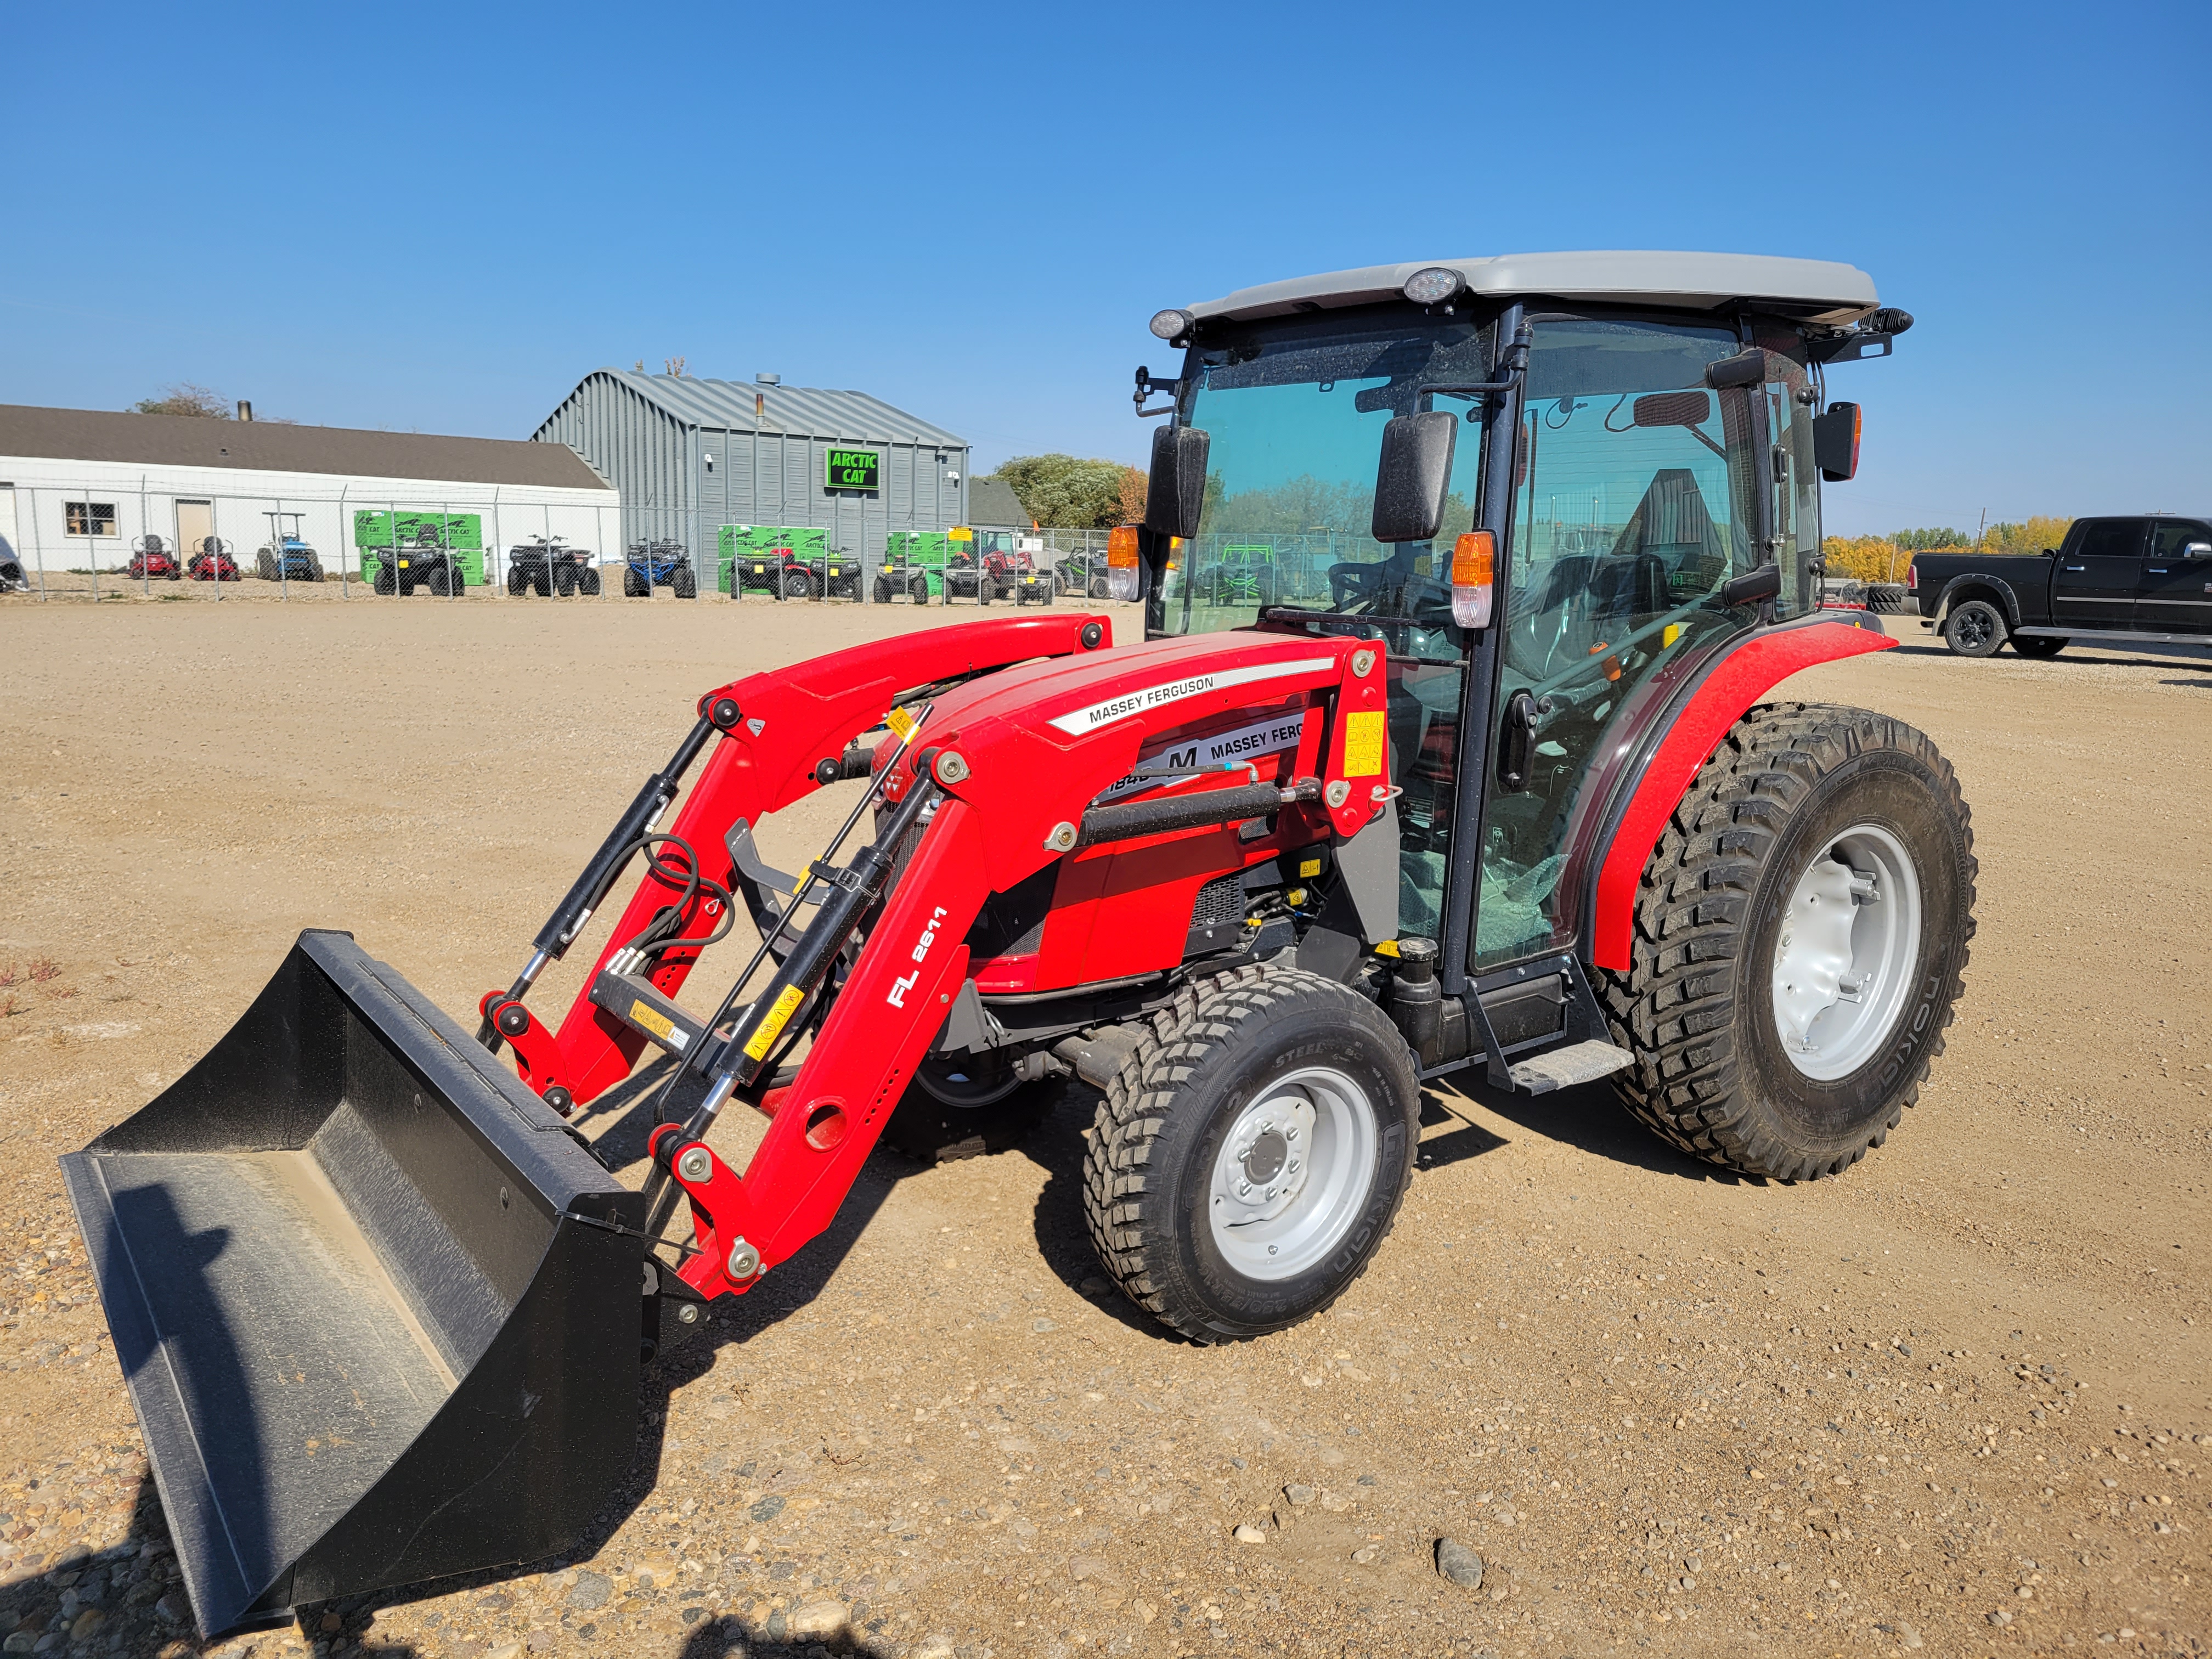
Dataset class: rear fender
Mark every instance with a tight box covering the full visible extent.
[1933,572,2027,629]
[1583,617,1893,972]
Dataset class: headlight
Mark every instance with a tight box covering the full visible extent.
[1402,266,1466,306]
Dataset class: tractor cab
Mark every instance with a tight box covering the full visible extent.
[1122,251,1908,976]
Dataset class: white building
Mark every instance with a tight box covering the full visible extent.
[0,404,618,585]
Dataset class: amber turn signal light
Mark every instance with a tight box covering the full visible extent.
[1450,531,1494,629]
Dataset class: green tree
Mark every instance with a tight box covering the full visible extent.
[990,454,1138,530]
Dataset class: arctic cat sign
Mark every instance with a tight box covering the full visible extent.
[825,448,881,492]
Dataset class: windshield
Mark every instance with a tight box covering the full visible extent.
[1155,308,1495,651]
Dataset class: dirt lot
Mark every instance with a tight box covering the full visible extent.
[1,594,2207,1659]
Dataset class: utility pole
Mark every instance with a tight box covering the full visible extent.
[1976,508,1987,549]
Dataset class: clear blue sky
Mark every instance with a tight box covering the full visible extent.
[5,0,2204,536]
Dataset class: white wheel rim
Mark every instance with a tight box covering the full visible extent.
[1770,822,1925,1081]
[1208,1066,1377,1281]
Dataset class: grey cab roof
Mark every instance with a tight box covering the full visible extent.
[1183,251,1881,328]
[550,370,967,449]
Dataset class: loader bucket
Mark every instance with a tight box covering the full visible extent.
[59,930,647,1637]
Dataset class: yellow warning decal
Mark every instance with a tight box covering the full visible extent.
[1341,710,1387,778]
[743,984,807,1061]
[1373,938,1401,958]
[629,1000,676,1041]
[1297,857,1322,878]
[885,704,918,743]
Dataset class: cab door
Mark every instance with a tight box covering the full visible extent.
[2052,518,2146,628]
[2140,520,2212,634]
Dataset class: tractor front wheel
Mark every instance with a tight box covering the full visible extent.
[883,1056,1062,1163]
[1082,965,1418,1342]
[1599,702,1975,1182]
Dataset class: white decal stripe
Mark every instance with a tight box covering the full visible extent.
[1088,709,1311,807]
[1046,657,1335,737]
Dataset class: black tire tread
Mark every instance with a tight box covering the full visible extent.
[1080,963,1414,1342]
[1594,701,1977,1182]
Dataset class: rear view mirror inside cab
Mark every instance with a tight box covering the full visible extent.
[1630,391,1724,458]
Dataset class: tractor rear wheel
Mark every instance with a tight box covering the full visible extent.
[1598,702,1974,1182]
[1082,964,1418,1342]
[1941,599,2006,657]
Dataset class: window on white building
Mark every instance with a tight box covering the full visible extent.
[66,502,118,537]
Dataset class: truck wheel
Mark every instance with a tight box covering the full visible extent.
[1598,702,1976,1182]
[2010,636,2066,658]
[1083,964,1419,1342]
[1941,600,2006,657]
[882,1057,1062,1164]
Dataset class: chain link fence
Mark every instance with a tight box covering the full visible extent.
[1,485,1136,610]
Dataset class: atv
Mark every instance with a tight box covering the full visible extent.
[369,526,464,595]
[624,538,696,598]
[126,534,184,581]
[732,543,862,601]
[507,536,601,596]
[186,538,239,582]
[65,251,1960,1641]
[254,514,325,582]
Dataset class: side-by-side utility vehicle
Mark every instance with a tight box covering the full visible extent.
[64,251,1971,1638]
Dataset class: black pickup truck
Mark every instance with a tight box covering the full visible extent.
[1910,515,2212,656]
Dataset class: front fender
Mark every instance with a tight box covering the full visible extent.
[1583,617,1894,973]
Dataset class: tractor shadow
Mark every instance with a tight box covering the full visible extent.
[1444,1073,1757,1185]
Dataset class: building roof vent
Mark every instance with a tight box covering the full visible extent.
[755,373,781,386]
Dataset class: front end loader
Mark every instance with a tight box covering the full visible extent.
[67,252,1974,1638]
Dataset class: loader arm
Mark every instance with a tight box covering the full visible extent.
[653,629,1392,1294]
[484,614,1113,1109]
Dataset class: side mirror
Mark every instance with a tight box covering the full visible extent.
[1812,402,1862,481]
[2184,540,2212,561]
[1703,349,1767,390]
[1144,424,1210,540]
[1370,410,1458,544]
[1721,560,1781,608]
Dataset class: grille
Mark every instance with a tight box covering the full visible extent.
[1192,873,1246,929]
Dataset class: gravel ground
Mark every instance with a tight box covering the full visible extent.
[0,597,2205,1659]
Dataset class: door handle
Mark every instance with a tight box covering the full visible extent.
[2063,565,2085,571]
[2147,567,2168,574]
[1497,691,1543,792]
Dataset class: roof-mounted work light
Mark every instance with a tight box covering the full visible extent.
[1149,309,1195,342]
[1403,267,1466,306]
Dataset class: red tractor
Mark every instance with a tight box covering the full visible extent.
[125,534,184,580]
[63,252,1967,1638]
[186,536,240,582]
